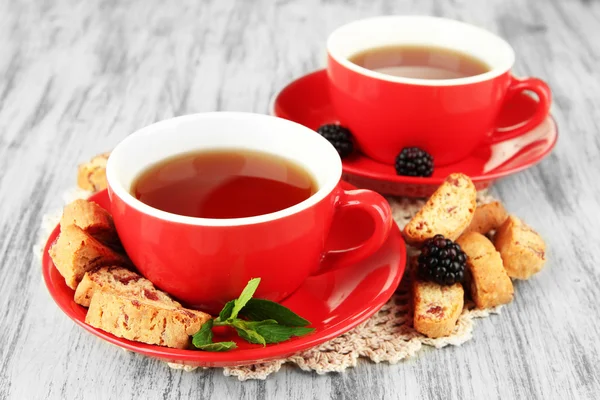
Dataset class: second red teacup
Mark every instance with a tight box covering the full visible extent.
[106,112,392,313]
[327,16,552,166]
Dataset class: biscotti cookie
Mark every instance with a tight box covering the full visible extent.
[85,291,210,349]
[77,152,110,192]
[49,225,130,289]
[74,266,181,308]
[60,199,117,246]
[403,173,477,245]
[456,232,513,309]
[412,269,464,338]
[494,216,547,279]
[462,201,508,236]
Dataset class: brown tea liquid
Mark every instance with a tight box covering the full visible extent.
[132,149,317,219]
[348,45,491,79]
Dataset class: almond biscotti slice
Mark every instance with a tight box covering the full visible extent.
[85,291,211,349]
[494,216,547,279]
[74,266,181,308]
[49,225,130,289]
[77,152,110,192]
[403,173,477,245]
[456,232,513,309]
[412,276,464,338]
[462,201,508,236]
[60,199,117,246]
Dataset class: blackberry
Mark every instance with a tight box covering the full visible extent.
[395,147,434,177]
[417,234,466,286]
[317,124,354,158]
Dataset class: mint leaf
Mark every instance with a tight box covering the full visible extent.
[231,319,268,346]
[192,319,214,347]
[234,328,265,345]
[229,278,261,320]
[195,342,237,352]
[243,319,278,329]
[240,299,310,327]
[191,320,237,351]
[254,324,315,344]
[216,300,235,322]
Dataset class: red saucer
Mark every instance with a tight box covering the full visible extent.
[42,183,406,367]
[272,69,558,197]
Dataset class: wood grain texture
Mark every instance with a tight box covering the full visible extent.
[1,0,599,398]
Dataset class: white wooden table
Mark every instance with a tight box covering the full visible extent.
[1,0,599,398]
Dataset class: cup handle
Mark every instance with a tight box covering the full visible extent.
[491,76,552,143]
[319,188,393,270]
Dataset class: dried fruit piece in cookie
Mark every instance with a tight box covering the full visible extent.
[494,216,547,279]
[456,232,513,309]
[412,276,464,338]
[60,199,117,246]
[77,152,110,192]
[462,201,508,236]
[403,173,477,245]
[49,225,130,289]
[85,291,210,349]
[74,266,181,308]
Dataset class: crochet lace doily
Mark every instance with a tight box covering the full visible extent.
[35,188,502,381]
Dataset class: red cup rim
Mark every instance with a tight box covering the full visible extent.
[106,112,343,227]
[326,16,515,87]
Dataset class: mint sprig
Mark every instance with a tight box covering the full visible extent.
[191,278,315,352]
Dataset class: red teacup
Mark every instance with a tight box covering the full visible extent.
[106,112,392,313]
[327,16,552,166]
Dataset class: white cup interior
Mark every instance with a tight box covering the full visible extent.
[327,16,515,86]
[106,112,342,226]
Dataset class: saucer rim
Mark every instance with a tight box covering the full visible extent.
[42,185,406,367]
[269,68,558,185]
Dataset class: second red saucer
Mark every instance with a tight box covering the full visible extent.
[272,69,558,198]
